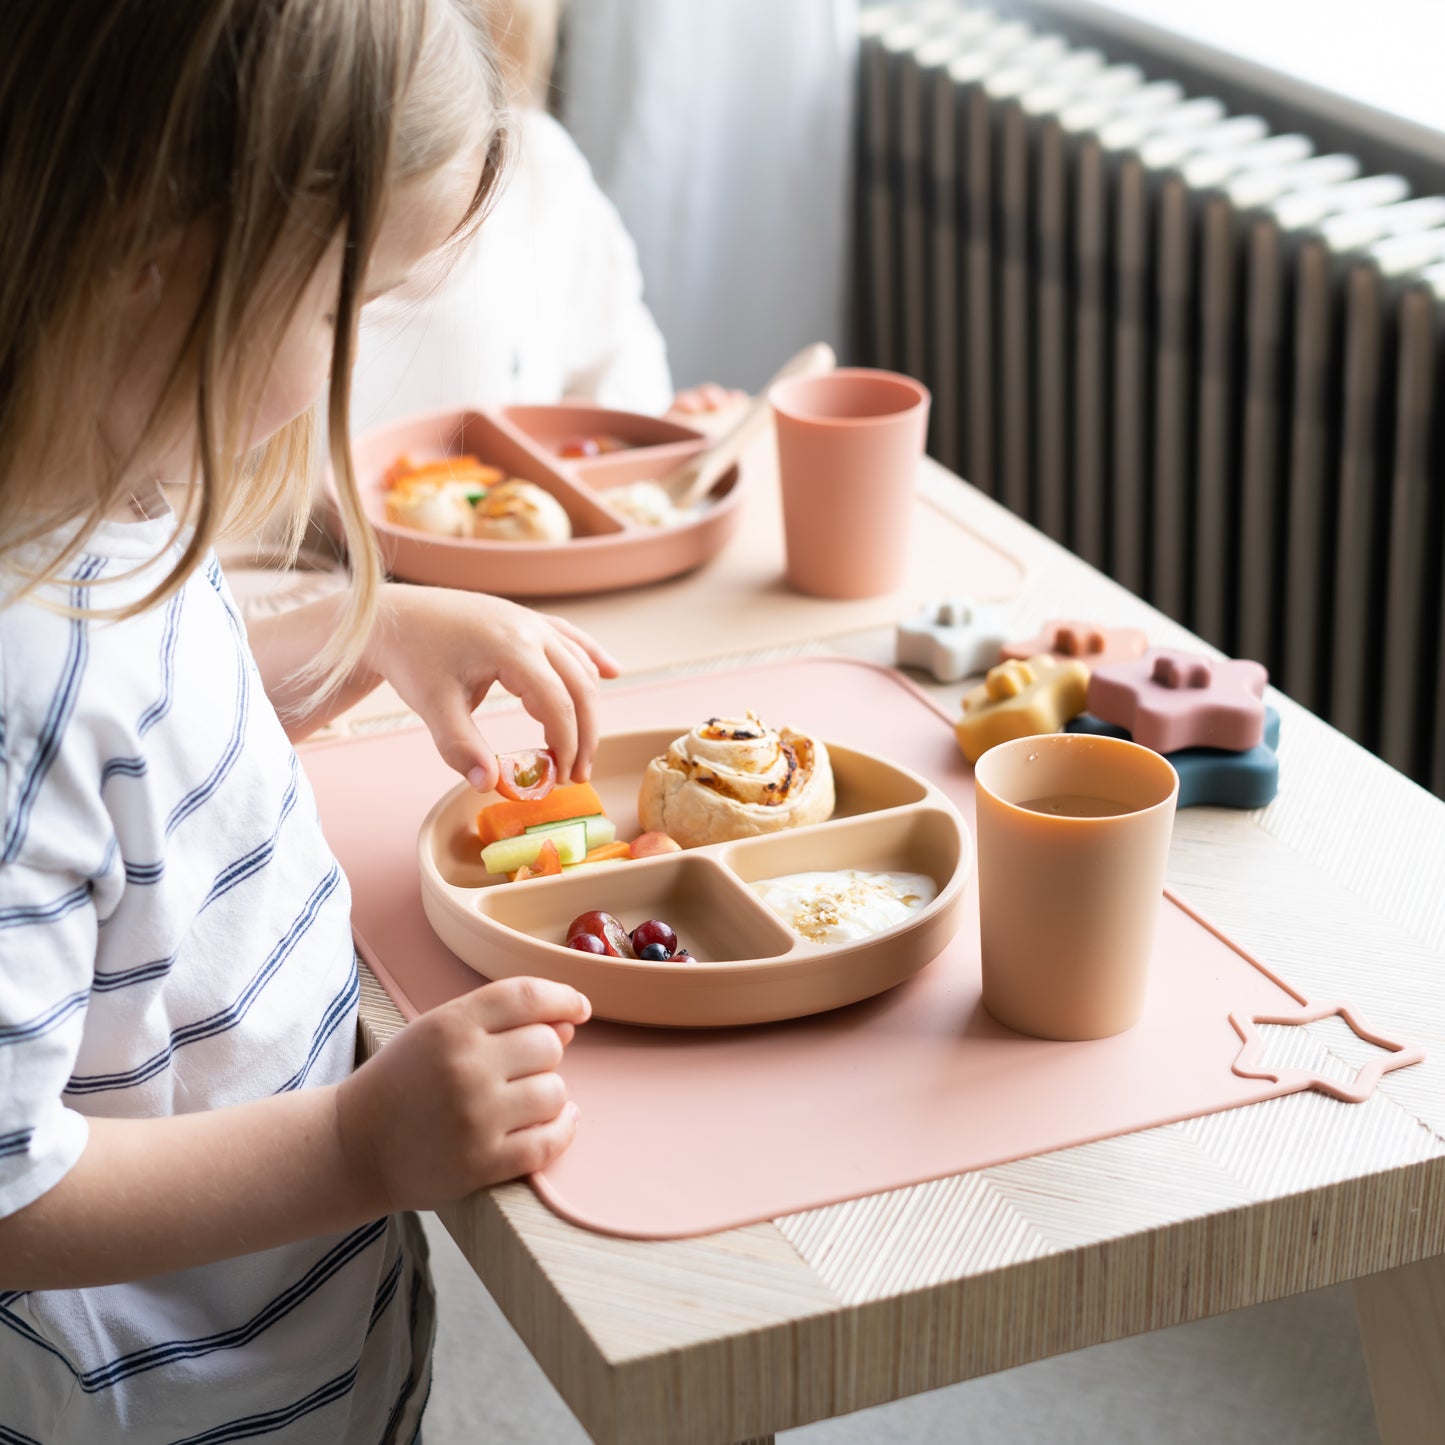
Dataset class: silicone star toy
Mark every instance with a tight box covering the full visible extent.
[1086,648,1268,753]
[895,597,1006,683]
[999,619,1149,669]
[955,654,1090,763]
[1067,707,1281,808]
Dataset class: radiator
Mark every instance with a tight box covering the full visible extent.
[856,1,1445,796]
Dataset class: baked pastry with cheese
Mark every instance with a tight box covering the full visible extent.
[383,480,478,537]
[637,713,834,847]
[470,479,573,542]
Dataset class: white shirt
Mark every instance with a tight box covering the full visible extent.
[0,512,427,1443]
[351,108,674,432]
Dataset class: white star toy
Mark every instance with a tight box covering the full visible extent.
[894,598,1007,683]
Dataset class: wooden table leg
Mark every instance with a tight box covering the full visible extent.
[1354,1254,1445,1444]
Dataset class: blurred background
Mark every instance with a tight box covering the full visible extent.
[552,0,1445,798]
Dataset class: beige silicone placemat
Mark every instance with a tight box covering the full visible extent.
[304,658,1420,1239]
[530,443,1026,674]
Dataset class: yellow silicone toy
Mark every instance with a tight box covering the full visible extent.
[955,654,1090,764]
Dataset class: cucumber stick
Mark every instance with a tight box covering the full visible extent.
[524,813,616,849]
[482,822,587,874]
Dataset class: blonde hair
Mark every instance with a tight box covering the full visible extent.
[0,0,509,695]
[488,0,562,108]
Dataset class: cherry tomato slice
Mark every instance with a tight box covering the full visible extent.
[494,749,558,802]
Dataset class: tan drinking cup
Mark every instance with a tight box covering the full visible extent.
[973,733,1180,1040]
[769,368,930,598]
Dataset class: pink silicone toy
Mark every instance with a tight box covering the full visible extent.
[1086,648,1268,754]
[1000,619,1149,669]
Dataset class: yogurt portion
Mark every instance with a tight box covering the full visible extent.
[749,868,937,945]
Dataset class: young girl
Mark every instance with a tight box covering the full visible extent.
[0,2,609,1440]
[349,0,746,432]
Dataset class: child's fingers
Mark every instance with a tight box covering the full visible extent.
[543,637,603,782]
[498,1099,580,1179]
[512,633,600,785]
[539,613,620,677]
[498,1021,567,1081]
[425,693,499,793]
[500,1072,569,1132]
[471,975,591,1033]
[552,1021,576,1047]
[501,664,578,783]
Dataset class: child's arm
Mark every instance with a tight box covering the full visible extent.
[248,582,619,789]
[0,976,589,1290]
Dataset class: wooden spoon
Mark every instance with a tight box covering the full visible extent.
[660,342,837,510]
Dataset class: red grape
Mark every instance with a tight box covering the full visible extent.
[566,910,631,957]
[630,919,677,955]
[566,932,607,954]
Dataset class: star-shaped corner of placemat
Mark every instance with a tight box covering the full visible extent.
[1228,1001,1426,1104]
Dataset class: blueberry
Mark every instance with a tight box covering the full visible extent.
[637,941,671,962]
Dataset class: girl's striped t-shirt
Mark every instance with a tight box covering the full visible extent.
[0,510,429,1443]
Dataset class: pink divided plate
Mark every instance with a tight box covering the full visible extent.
[337,404,745,597]
[418,728,972,1027]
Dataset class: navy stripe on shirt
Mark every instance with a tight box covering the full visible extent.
[90,756,307,997]
[0,1220,388,1393]
[91,953,178,993]
[1,557,106,864]
[100,754,148,784]
[163,639,250,838]
[136,592,184,738]
[200,754,300,909]
[64,863,341,1096]
[367,1249,405,1337]
[0,1127,34,1159]
[169,1363,360,1445]
[274,960,359,1093]
[0,987,89,1048]
[0,883,90,932]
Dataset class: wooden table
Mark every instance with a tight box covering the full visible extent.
[342,445,1445,1445]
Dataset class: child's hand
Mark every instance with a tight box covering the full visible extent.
[336,976,592,1213]
[366,583,619,789]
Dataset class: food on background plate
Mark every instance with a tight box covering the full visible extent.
[559,433,631,459]
[602,481,690,529]
[637,713,835,848]
[470,479,571,543]
[749,869,937,945]
[382,454,572,542]
[565,910,693,963]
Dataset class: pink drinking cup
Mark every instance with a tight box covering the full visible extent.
[769,369,931,599]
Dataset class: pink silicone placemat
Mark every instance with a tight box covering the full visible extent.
[303,657,1410,1239]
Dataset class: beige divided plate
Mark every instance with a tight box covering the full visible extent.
[418,728,972,1027]
[340,404,745,598]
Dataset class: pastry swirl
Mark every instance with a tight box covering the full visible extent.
[637,713,835,847]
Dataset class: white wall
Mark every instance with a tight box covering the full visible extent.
[560,1,860,391]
